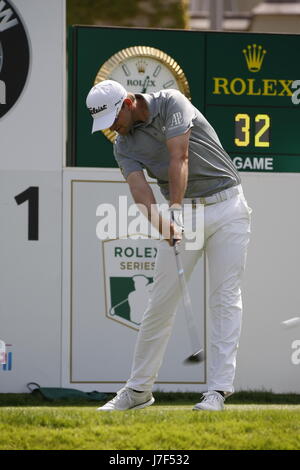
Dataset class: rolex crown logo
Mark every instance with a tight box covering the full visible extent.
[243,44,266,73]
[136,59,147,74]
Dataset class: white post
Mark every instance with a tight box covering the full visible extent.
[210,0,224,30]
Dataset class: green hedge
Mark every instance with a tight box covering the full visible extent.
[67,0,189,29]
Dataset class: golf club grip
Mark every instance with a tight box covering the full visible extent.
[174,247,202,351]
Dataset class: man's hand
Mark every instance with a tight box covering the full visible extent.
[169,206,184,247]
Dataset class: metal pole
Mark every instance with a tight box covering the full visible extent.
[210,0,224,31]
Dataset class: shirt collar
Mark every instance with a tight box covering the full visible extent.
[132,93,158,128]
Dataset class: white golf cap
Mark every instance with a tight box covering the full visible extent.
[86,80,127,133]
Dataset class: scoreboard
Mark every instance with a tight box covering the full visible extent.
[69,27,300,172]
[205,33,300,172]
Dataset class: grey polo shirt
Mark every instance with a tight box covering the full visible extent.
[113,89,241,199]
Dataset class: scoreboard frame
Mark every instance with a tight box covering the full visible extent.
[68,26,300,172]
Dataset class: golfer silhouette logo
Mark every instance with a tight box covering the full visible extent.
[109,275,153,326]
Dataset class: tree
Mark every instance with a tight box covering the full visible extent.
[67,0,189,29]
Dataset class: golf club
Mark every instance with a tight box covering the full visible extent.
[173,241,205,365]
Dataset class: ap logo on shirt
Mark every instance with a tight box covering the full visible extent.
[170,112,183,127]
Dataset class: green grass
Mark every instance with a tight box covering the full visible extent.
[0,392,300,450]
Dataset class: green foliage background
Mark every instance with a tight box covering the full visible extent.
[67,0,189,29]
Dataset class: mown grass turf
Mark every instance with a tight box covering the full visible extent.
[0,392,300,450]
[0,405,299,450]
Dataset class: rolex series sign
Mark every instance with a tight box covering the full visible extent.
[69,27,300,172]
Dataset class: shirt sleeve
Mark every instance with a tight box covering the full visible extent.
[163,90,196,140]
[114,146,144,180]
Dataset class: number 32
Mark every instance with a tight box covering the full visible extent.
[235,113,270,148]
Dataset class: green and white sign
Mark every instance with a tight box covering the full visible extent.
[63,172,206,390]
[103,238,156,330]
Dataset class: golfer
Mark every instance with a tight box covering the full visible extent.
[86,80,252,411]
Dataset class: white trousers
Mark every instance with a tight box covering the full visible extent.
[126,188,252,394]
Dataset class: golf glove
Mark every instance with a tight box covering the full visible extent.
[169,205,184,245]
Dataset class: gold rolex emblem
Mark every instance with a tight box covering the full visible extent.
[136,59,147,74]
[243,44,266,73]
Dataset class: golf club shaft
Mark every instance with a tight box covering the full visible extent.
[173,243,202,353]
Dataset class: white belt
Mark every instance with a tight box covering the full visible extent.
[183,184,243,207]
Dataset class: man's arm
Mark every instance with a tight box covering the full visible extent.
[127,170,157,213]
[166,129,191,207]
[127,170,179,243]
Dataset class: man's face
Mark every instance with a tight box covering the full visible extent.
[109,100,133,136]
